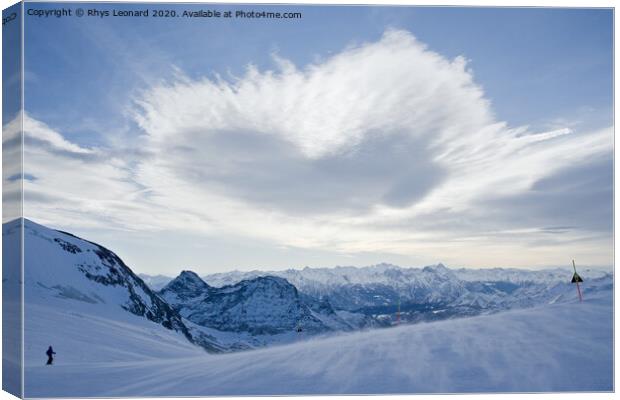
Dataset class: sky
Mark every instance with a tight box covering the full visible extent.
[5,3,613,275]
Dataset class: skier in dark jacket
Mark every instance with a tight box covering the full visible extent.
[46,346,56,365]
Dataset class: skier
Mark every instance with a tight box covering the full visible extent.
[46,346,56,365]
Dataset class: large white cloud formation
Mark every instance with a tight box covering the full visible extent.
[11,29,613,267]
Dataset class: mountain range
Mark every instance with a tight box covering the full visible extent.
[142,261,612,325]
[8,218,612,358]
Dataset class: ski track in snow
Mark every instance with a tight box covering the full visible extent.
[25,290,613,397]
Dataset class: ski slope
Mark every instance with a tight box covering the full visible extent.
[24,288,613,397]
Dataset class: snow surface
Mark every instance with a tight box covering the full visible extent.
[11,219,613,396]
[24,288,613,397]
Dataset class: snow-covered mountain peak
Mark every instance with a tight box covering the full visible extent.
[165,270,211,291]
[158,270,214,309]
[15,219,223,353]
[179,270,205,280]
[160,272,333,335]
[422,262,453,277]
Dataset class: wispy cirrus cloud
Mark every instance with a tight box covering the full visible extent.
[12,29,613,268]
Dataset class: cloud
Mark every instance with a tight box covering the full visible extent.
[22,113,96,155]
[484,156,613,233]
[135,30,492,159]
[3,113,23,222]
[4,113,174,231]
[138,128,445,215]
[13,29,613,267]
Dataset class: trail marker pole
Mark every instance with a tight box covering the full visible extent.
[571,260,583,302]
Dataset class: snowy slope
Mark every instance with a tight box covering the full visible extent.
[24,301,202,366]
[16,219,223,355]
[24,288,613,397]
[14,219,613,396]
